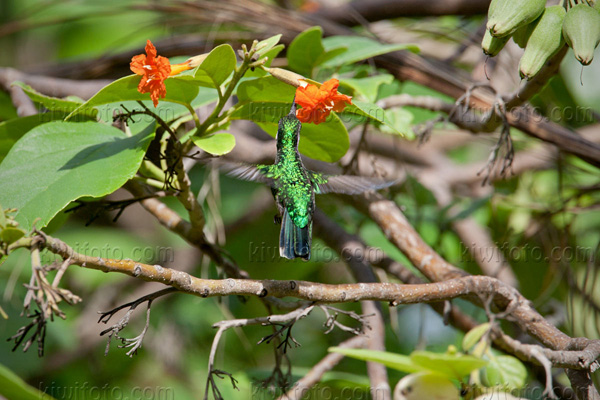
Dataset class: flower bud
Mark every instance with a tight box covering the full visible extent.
[264,67,306,88]
[186,54,209,68]
[519,5,566,80]
[562,4,600,65]
[487,0,546,37]
[482,29,511,56]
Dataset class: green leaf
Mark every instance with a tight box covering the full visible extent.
[231,102,349,162]
[340,75,394,103]
[237,76,296,103]
[0,204,5,229]
[321,36,419,68]
[67,75,200,119]
[234,76,349,162]
[13,81,92,116]
[342,100,404,135]
[231,102,292,123]
[0,227,25,244]
[410,350,488,379]
[192,132,235,156]
[483,354,527,389]
[270,115,349,163]
[0,114,69,163]
[315,47,349,66]
[256,34,282,57]
[462,323,491,352]
[380,108,415,139]
[0,362,57,400]
[0,121,154,230]
[194,44,237,87]
[328,347,426,374]
[0,90,18,121]
[287,27,325,77]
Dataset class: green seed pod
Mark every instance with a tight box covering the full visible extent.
[482,29,511,56]
[487,0,546,37]
[512,17,540,48]
[562,4,600,65]
[519,5,566,80]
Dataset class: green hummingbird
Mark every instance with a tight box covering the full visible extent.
[223,101,394,260]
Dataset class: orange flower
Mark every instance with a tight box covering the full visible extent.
[295,79,352,124]
[130,40,192,107]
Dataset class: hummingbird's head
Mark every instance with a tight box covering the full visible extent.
[276,101,301,148]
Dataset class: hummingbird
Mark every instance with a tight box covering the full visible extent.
[222,101,394,260]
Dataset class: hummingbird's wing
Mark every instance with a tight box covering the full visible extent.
[216,162,278,186]
[309,172,395,195]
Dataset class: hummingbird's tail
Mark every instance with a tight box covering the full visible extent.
[279,208,311,260]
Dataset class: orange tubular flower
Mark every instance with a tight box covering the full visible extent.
[130,40,192,107]
[294,78,352,125]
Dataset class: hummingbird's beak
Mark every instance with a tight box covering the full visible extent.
[289,97,297,116]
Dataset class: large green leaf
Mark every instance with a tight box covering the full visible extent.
[236,76,296,103]
[67,75,200,119]
[340,75,394,103]
[192,132,235,156]
[194,44,237,88]
[342,100,404,135]
[380,108,415,139]
[0,362,56,400]
[321,36,419,68]
[13,81,90,116]
[0,121,154,229]
[410,351,488,379]
[287,26,326,77]
[329,347,426,374]
[231,102,349,162]
[0,114,68,163]
[234,77,349,162]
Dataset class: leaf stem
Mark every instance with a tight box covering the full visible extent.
[185,103,203,133]
[132,176,166,190]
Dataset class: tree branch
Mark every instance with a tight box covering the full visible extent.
[7,232,600,373]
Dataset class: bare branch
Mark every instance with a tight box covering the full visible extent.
[98,287,177,357]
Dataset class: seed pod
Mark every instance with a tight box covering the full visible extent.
[482,29,511,56]
[512,17,540,48]
[562,3,600,65]
[487,0,546,37]
[519,5,566,80]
